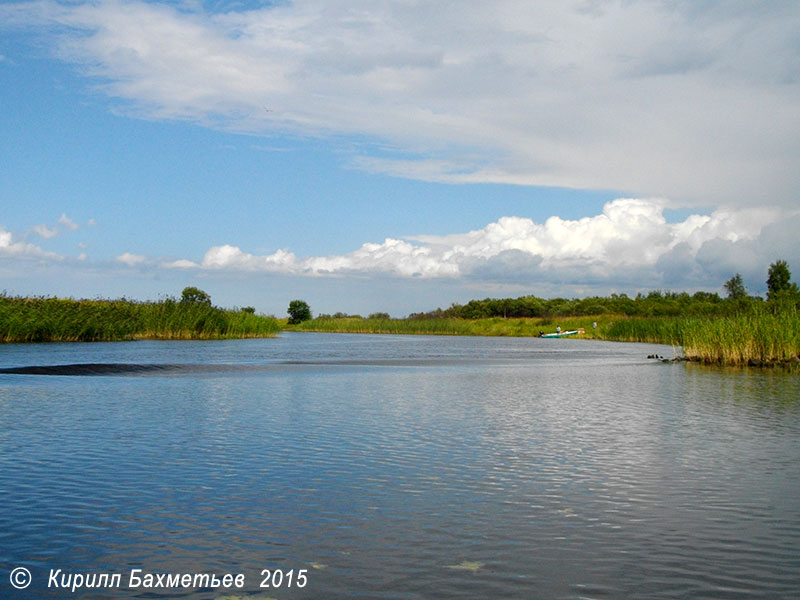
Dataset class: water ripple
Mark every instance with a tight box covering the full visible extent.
[2,334,799,598]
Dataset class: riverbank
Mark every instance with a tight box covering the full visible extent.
[284,315,608,337]
[284,308,800,367]
[0,295,280,342]
[4,294,798,366]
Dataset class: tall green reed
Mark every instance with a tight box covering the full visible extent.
[0,295,279,343]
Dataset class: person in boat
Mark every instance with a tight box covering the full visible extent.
[556,326,561,334]
[539,330,544,337]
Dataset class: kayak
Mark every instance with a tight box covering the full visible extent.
[540,329,583,338]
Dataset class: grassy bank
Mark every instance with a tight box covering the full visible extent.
[285,309,800,366]
[285,313,685,342]
[284,315,608,337]
[681,308,800,365]
[0,295,280,343]
[600,308,800,365]
[5,294,798,366]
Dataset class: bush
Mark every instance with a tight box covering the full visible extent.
[181,286,212,305]
[287,299,312,324]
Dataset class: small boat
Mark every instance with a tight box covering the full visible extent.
[540,329,584,338]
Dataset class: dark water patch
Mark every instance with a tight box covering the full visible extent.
[0,358,487,376]
[0,363,184,376]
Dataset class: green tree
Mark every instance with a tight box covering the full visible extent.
[767,260,793,301]
[287,299,312,324]
[180,286,211,305]
[724,273,747,299]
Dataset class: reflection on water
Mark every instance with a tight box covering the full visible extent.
[1,333,799,599]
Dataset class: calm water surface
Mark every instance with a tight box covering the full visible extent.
[1,333,799,599]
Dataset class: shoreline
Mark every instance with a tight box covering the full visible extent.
[283,313,800,368]
[3,295,798,368]
[0,295,280,343]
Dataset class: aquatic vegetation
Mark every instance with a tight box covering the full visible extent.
[603,316,685,344]
[681,306,800,366]
[4,290,798,365]
[601,307,800,365]
[285,309,800,366]
[216,596,277,600]
[285,316,603,337]
[0,294,280,343]
[446,561,484,572]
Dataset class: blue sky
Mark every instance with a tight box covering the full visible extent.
[2,1,799,316]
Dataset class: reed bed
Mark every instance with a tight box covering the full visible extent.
[603,317,685,344]
[288,310,800,366]
[287,316,607,337]
[4,293,797,365]
[681,307,800,365]
[0,295,280,343]
[285,317,478,335]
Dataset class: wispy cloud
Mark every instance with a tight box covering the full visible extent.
[31,224,58,239]
[4,0,799,207]
[116,252,147,266]
[0,227,62,260]
[25,213,91,241]
[58,213,80,231]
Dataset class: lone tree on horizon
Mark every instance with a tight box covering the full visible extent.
[287,299,312,324]
[724,273,747,299]
[180,286,212,305]
[766,260,799,301]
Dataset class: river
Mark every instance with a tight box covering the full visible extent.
[1,333,799,598]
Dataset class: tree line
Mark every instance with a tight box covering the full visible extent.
[408,260,799,320]
[285,260,799,322]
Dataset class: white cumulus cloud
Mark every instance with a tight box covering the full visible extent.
[168,198,786,290]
